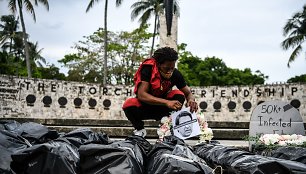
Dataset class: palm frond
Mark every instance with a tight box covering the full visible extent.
[86,0,101,12]
[287,44,302,67]
[0,35,9,46]
[283,5,306,36]
[8,0,17,14]
[281,35,305,50]
[173,0,180,17]
[131,2,147,21]
[283,19,299,36]
[115,0,123,7]
[287,28,303,38]
[36,0,49,10]
[130,1,145,9]
[24,0,36,21]
[139,9,153,26]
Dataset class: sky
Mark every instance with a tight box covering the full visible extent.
[1,0,306,84]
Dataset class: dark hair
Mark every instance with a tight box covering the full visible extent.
[175,111,192,126]
[152,47,178,64]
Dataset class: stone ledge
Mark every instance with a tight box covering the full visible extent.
[0,117,250,128]
[48,125,249,140]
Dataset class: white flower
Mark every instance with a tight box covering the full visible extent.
[259,134,280,145]
[279,135,290,141]
[165,130,172,136]
[157,128,164,137]
[157,116,172,139]
[299,136,306,142]
[258,133,306,147]
[199,128,213,142]
[278,141,286,146]
[290,134,298,140]
[161,116,170,124]
[198,113,213,142]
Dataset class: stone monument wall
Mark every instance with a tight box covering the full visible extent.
[0,75,305,122]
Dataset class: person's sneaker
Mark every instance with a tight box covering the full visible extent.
[133,129,147,137]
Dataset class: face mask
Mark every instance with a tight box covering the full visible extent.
[159,70,173,79]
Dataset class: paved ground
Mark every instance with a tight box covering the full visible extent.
[160,139,248,147]
[112,138,249,149]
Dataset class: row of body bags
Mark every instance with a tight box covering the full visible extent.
[1,120,306,174]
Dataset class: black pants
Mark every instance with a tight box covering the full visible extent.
[123,94,185,130]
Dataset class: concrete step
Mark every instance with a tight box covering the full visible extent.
[1,118,250,140]
[47,125,249,140]
[1,117,250,128]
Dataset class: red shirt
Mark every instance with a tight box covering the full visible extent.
[134,58,186,97]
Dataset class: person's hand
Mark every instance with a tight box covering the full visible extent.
[167,100,182,110]
[186,100,198,113]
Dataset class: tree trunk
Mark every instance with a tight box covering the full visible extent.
[150,13,158,57]
[103,0,108,85]
[9,38,13,54]
[18,1,32,78]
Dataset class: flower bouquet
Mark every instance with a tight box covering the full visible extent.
[157,112,213,143]
[197,112,214,143]
[258,133,306,147]
[157,116,173,140]
[249,134,306,160]
[246,134,306,152]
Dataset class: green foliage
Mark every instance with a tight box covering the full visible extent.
[177,43,268,86]
[0,46,30,77]
[287,74,306,83]
[0,14,57,79]
[36,65,66,80]
[66,69,85,82]
[176,43,201,85]
[281,5,306,67]
[58,54,82,66]
[243,134,260,142]
[6,0,49,77]
[58,25,151,84]
[0,15,23,59]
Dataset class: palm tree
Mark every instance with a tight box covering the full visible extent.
[28,41,46,68]
[281,4,306,67]
[6,0,49,78]
[0,14,24,73]
[86,0,124,86]
[0,15,20,54]
[131,0,180,56]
